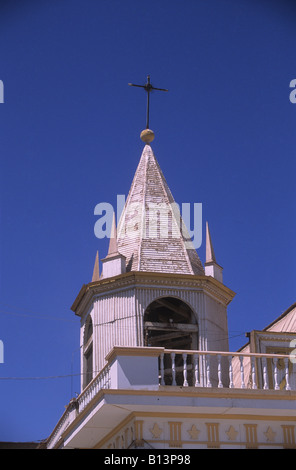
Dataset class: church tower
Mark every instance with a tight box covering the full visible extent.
[72,124,235,391]
[47,79,295,451]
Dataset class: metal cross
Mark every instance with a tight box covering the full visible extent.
[128,75,168,129]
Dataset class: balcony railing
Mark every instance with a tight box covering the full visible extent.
[46,346,295,448]
[158,349,295,391]
[78,362,111,413]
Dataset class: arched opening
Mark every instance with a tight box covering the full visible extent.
[144,297,198,385]
[83,316,93,388]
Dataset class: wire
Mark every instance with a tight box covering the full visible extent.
[0,308,76,323]
[93,314,138,327]
[0,371,101,381]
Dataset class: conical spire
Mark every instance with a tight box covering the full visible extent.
[117,144,204,275]
[205,221,216,264]
[101,212,126,279]
[106,212,119,258]
[205,221,223,283]
[92,251,100,282]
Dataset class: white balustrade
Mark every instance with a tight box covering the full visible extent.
[159,353,165,385]
[206,355,212,388]
[251,356,257,389]
[228,355,234,388]
[47,346,294,448]
[239,356,246,389]
[160,349,294,391]
[262,357,269,390]
[273,358,279,390]
[193,354,200,387]
[78,363,110,413]
[171,352,176,386]
[182,353,188,387]
[284,358,291,391]
[217,355,223,388]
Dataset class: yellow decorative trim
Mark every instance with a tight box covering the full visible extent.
[244,424,258,449]
[206,423,220,448]
[150,423,162,439]
[133,410,296,422]
[93,410,296,449]
[58,387,296,449]
[92,412,135,449]
[134,419,144,447]
[264,426,276,442]
[105,386,296,402]
[187,424,200,440]
[282,425,296,448]
[168,422,182,448]
[225,426,238,441]
[144,439,286,448]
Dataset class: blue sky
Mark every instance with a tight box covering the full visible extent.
[0,0,295,443]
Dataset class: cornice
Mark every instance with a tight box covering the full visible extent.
[71,271,236,317]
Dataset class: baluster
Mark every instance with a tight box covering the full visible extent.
[159,353,165,385]
[273,358,280,390]
[98,373,102,391]
[171,352,176,386]
[217,355,223,388]
[98,371,102,390]
[206,355,212,388]
[106,368,109,388]
[100,370,104,389]
[182,353,188,387]
[239,356,246,389]
[194,354,200,387]
[228,355,234,388]
[106,367,110,389]
[251,356,257,389]
[284,358,291,391]
[262,357,269,390]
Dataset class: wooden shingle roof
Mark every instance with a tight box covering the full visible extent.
[117,144,204,275]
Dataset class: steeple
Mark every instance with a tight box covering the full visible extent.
[117,140,204,275]
[205,221,223,283]
[105,211,119,258]
[101,212,126,279]
[91,251,100,282]
[205,220,216,264]
[74,130,234,387]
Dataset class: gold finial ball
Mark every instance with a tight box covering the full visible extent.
[140,128,155,143]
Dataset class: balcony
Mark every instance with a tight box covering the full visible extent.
[46,346,296,449]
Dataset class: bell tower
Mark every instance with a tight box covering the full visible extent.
[71,126,235,391]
